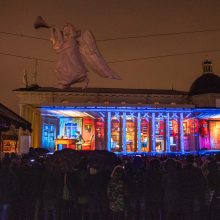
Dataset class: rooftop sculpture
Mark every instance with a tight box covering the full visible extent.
[34,16,121,89]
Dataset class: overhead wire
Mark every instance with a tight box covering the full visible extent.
[1,27,220,42]
[96,28,220,41]
[0,52,54,63]
[1,49,220,64]
[0,27,220,63]
[108,49,220,63]
[0,31,49,41]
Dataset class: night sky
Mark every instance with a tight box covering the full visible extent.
[1,0,220,112]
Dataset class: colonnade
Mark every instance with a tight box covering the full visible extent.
[106,111,186,153]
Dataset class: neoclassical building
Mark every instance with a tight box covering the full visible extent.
[14,60,220,154]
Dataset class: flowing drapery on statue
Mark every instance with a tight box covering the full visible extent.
[78,30,121,80]
[50,24,88,89]
[34,17,121,89]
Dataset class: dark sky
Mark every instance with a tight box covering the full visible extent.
[1,0,220,112]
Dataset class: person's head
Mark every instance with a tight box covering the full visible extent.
[185,155,194,165]
[62,23,77,39]
[215,152,220,162]
[176,160,182,170]
[164,158,176,172]
[111,165,124,179]
[89,167,97,175]
[78,157,88,170]
[149,158,161,170]
[208,160,218,173]
[132,155,143,170]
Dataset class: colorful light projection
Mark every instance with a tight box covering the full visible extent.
[155,117,165,152]
[95,118,105,150]
[82,118,95,150]
[42,119,56,150]
[59,117,82,139]
[140,116,149,152]
[210,121,220,150]
[126,114,136,152]
[199,120,210,150]
[40,107,220,153]
[183,119,199,151]
[170,119,179,152]
[41,109,95,150]
[111,114,121,152]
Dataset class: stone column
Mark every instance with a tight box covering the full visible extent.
[107,112,111,151]
[151,112,156,152]
[32,108,42,148]
[166,112,170,153]
[137,112,141,152]
[122,112,127,153]
[18,104,32,154]
[179,112,184,153]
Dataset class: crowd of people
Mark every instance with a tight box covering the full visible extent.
[0,149,220,220]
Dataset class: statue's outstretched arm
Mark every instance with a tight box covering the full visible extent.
[50,28,56,46]
[50,27,64,50]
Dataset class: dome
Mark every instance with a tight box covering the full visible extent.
[189,73,220,95]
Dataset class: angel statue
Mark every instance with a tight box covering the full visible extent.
[34,16,121,89]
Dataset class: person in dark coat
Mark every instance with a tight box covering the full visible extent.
[162,158,182,220]
[60,171,77,220]
[181,155,206,220]
[87,163,107,220]
[0,160,18,220]
[42,171,59,220]
[75,157,90,219]
[144,158,164,220]
[107,165,128,220]
[207,156,220,220]
[126,156,145,220]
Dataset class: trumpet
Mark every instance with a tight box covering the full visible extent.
[34,16,51,29]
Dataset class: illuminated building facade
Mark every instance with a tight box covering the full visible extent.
[14,60,220,153]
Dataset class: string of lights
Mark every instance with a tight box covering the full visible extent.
[1,49,220,64]
[1,27,220,42]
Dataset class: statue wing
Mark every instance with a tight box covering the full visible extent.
[78,30,121,79]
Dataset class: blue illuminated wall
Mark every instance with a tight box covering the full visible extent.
[59,117,82,138]
[40,106,220,153]
[42,117,58,150]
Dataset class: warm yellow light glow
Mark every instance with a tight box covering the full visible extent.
[43,109,94,118]
[210,114,220,119]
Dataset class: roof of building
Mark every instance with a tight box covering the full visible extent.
[0,103,32,132]
[189,73,220,96]
[14,86,188,95]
